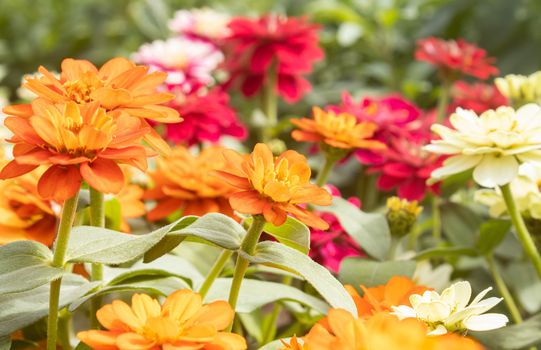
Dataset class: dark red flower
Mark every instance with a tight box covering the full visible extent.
[415,37,499,80]
[222,15,324,102]
[163,88,247,146]
[449,81,508,114]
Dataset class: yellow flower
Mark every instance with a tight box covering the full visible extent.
[426,105,541,188]
[495,71,541,107]
[77,289,246,350]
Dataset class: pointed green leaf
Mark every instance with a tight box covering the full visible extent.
[246,216,310,254]
[316,197,391,260]
[477,219,511,255]
[339,258,416,288]
[414,247,478,260]
[244,241,357,315]
[0,241,64,294]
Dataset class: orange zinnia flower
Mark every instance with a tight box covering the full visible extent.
[295,309,483,350]
[5,57,181,153]
[214,143,332,229]
[0,100,154,202]
[0,165,57,245]
[291,107,386,151]
[345,276,431,317]
[77,289,247,350]
[145,146,236,221]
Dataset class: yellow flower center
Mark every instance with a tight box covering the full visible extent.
[141,316,182,344]
[63,73,103,104]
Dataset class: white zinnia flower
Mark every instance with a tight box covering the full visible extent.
[426,105,541,188]
[391,281,508,335]
[495,71,541,106]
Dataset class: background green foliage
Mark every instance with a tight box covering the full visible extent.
[1,0,540,105]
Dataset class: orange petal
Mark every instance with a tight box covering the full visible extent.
[0,160,38,179]
[37,165,82,201]
[61,58,98,81]
[127,93,175,107]
[162,290,202,324]
[289,186,332,206]
[212,170,251,190]
[77,330,121,350]
[123,105,181,123]
[178,324,216,342]
[327,308,355,339]
[143,128,172,156]
[111,300,144,331]
[263,202,288,226]
[99,146,148,160]
[99,57,136,82]
[80,159,124,194]
[146,197,184,221]
[210,333,247,350]
[291,130,322,143]
[3,103,33,118]
[13,147,53,165]
[91,87,132,110]
[22,79,66,102]
[283,204,329,230]
[129,71,168,95]
[108,66,148,89]
[131,294,161,324]
[4,117,44,145]
[97,304,129,331]
[194,301,234,331]
[229,191,266,215]
[116,332,157,350]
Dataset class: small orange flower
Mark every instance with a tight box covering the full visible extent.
[145,146,236,221]
[0,100,154,201]
[296,309,483,350]
[77,289,247,350]
[0,165,57,245]
[291,107,386,151]
[345,276,431,318]
[5,57,181,154]
[214,143,332,229]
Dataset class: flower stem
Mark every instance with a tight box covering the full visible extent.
[47,191,80,350]
[89,188,105,328]
[261,275,292,344]
[315,156,337,187]
[432,195,442,241]
[261,67,277,143]
[485,254,523,323]
[58,309,73,350]
[500,183,541,279]
[436,79,451,123]
[227,215,267,331]
[198,250,233,299]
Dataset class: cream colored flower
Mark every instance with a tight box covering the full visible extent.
[392,281,508,335]
[475,163,541,218]
[426,105,541,188]
[495,72,541,107]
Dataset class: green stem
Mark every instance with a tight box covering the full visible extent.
[432,195,442,241]
[198,250,233,299]
[227,215,267,331]
[58,309,73,350]
[486,254,523,324]
[89,188,105,328]
[436,79,451,123]
[261,275,293,344]
[315,156,337,187]
[47,191,80,350]
[261,67,278,143]
[500,184,541,279]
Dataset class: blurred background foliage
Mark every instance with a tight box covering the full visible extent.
[1,0,540,106]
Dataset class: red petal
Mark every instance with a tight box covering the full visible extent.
[0,160,38,179]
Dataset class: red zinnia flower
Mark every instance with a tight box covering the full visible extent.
[415,37,499,80]
[223,15,324,102]
[164,88,247,146]
[449,81,508,114]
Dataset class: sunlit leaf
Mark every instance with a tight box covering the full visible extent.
[339,258,416,288]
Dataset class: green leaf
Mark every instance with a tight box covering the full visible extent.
[246,216,310,254]
[205,278,329,314]
[145,213,245,262]
[0,274,97,337]
[0,241,64,294]
[245,241,357,315]
[315,197,391,260]
[477,219,511,255]
[68,277,190,312]
[440,202,482,246]
[104,198,122,231]
[143,217,196,263]
[473,313,541,349]
[414,247,478,260]
[339,258,416,288]
[65,218,184,264]
[127,0,170,39]
[0,337,10,350]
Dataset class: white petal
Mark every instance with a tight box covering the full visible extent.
[449,108,482,133]
[424,142,462,155]
[390,305,417,320]
[473,155,519,187]
[427,324,448,336]
[416,301,451,322]
[516,103,541,131]
[517,150,541,164]
[502,144,541,155]
[452,281,472,310]
[470,287,493,305]
[463,313,509,331]
[431,155,482,180]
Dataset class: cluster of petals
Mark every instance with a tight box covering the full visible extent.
[7,57,180,154]
[426,104,541,188]
[280,309,484,350]
[309,187,364,272]
[495,71,541,106]
[214,143,332,229]
[346,276,431,318]
[0,164,57,245]
[168,8,231,41]
[145,146,237,221]
[291,107,386,152]
[450,81,508,114]
[163,88,246,146]
[77,289,246,350]
[134,37,224,94]
[222,15,324,102]
[0,100,154,201]
[392,281,508,335]
[415,37,499,79]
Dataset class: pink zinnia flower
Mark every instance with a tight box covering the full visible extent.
[134,37,223,94]
[222,15,324,102]
[169,8,231,42]
[310,187,364,273]
[164,88,246,145]
[415,37,499,80]
[450,81,508,114]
